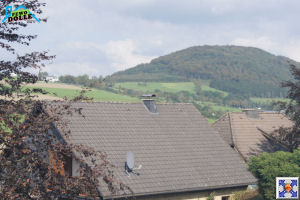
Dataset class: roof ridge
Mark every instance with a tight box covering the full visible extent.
[212,112,229,125]
[259,112,282,114]
[48,101,193,105]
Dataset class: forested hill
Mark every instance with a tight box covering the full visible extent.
[111,45,298,97]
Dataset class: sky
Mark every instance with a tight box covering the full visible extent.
[4,0,300,76]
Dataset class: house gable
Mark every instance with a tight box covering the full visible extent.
[213,111,292,161]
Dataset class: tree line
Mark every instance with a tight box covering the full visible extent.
[59,74,112,89]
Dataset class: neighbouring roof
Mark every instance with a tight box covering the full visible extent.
[212,111,293,161]
[56,102,256,199]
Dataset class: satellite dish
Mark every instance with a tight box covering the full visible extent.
[126,152,135,171]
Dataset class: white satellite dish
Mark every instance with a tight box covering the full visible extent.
[126,151,135,171]
[125,151,142,176]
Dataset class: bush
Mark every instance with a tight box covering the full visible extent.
[248,150,300,200]
[230,190,262,200]
[207,192,215,200]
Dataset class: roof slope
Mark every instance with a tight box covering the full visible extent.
[62,102,256,199]
[213,111,293,161]
[212,113,234,147]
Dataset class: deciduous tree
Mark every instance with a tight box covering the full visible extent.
[273,63,300,152]
[0,1,128,199]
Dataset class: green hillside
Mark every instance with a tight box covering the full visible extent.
[23,83,139,102]
[111,45,297,98]
[114,82,228,95]
[29,82,288,123]
[115,82,195,93]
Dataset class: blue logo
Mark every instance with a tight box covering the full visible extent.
[276,177,299,199]
[2,6,39,23]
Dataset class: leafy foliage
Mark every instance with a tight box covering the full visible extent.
[248,150,300,200]
[272,64,300,152]
[112,46,295,97]
[230,190,262,200]
[207,192,215,200]
[0,1,130,199]
[59,75,108,89]
[38,71,48,81]
[193,103,225,121]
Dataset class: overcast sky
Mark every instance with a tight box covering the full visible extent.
[9,0,300,76]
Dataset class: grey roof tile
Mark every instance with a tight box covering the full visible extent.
[56,102,256,198]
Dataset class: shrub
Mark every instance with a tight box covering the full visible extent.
[230,190,262,200]
[207,192,215,200]
[248,150,300,200]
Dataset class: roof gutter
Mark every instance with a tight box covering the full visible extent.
[103,182,257,200]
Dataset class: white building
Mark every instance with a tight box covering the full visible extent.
[45,76,59,82]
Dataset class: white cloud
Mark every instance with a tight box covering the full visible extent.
[43,39,155,76]
[44,62,103,76]
[102,39,154,71]
[232,36,300,61]
[232,36,276,51]
[5,0,300,76]
[281,42,300,62]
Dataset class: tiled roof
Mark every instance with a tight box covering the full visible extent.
[212,113,233,147]
[59,102,256,199]
[213,111,293,161]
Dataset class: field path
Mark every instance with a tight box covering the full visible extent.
[25,82,82,90]
[0,94,62,101]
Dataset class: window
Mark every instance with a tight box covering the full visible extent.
[48,151,72,176]
[63,155,72,176]
[221,196,230,200]
[48,151,65,176]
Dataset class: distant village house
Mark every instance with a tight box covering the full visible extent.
[45,76,59,82]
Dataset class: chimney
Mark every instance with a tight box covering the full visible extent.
[141,94,157,113]
[243,109,260,118]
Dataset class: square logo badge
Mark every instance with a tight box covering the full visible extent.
[276,177,299,199]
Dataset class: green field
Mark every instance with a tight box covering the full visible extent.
[206,118,216,124]
[115,81,227,95]
[250,97,289,104]
[194,101,242,123]
[209,105,241,112]
[115,82,195,93]
[197,101,242,112]
[23,86,139,102]
[21,82,289,124]
[201,85,228,96]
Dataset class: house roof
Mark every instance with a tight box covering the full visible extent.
[212,111,293,161]
[57,102,256,199]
